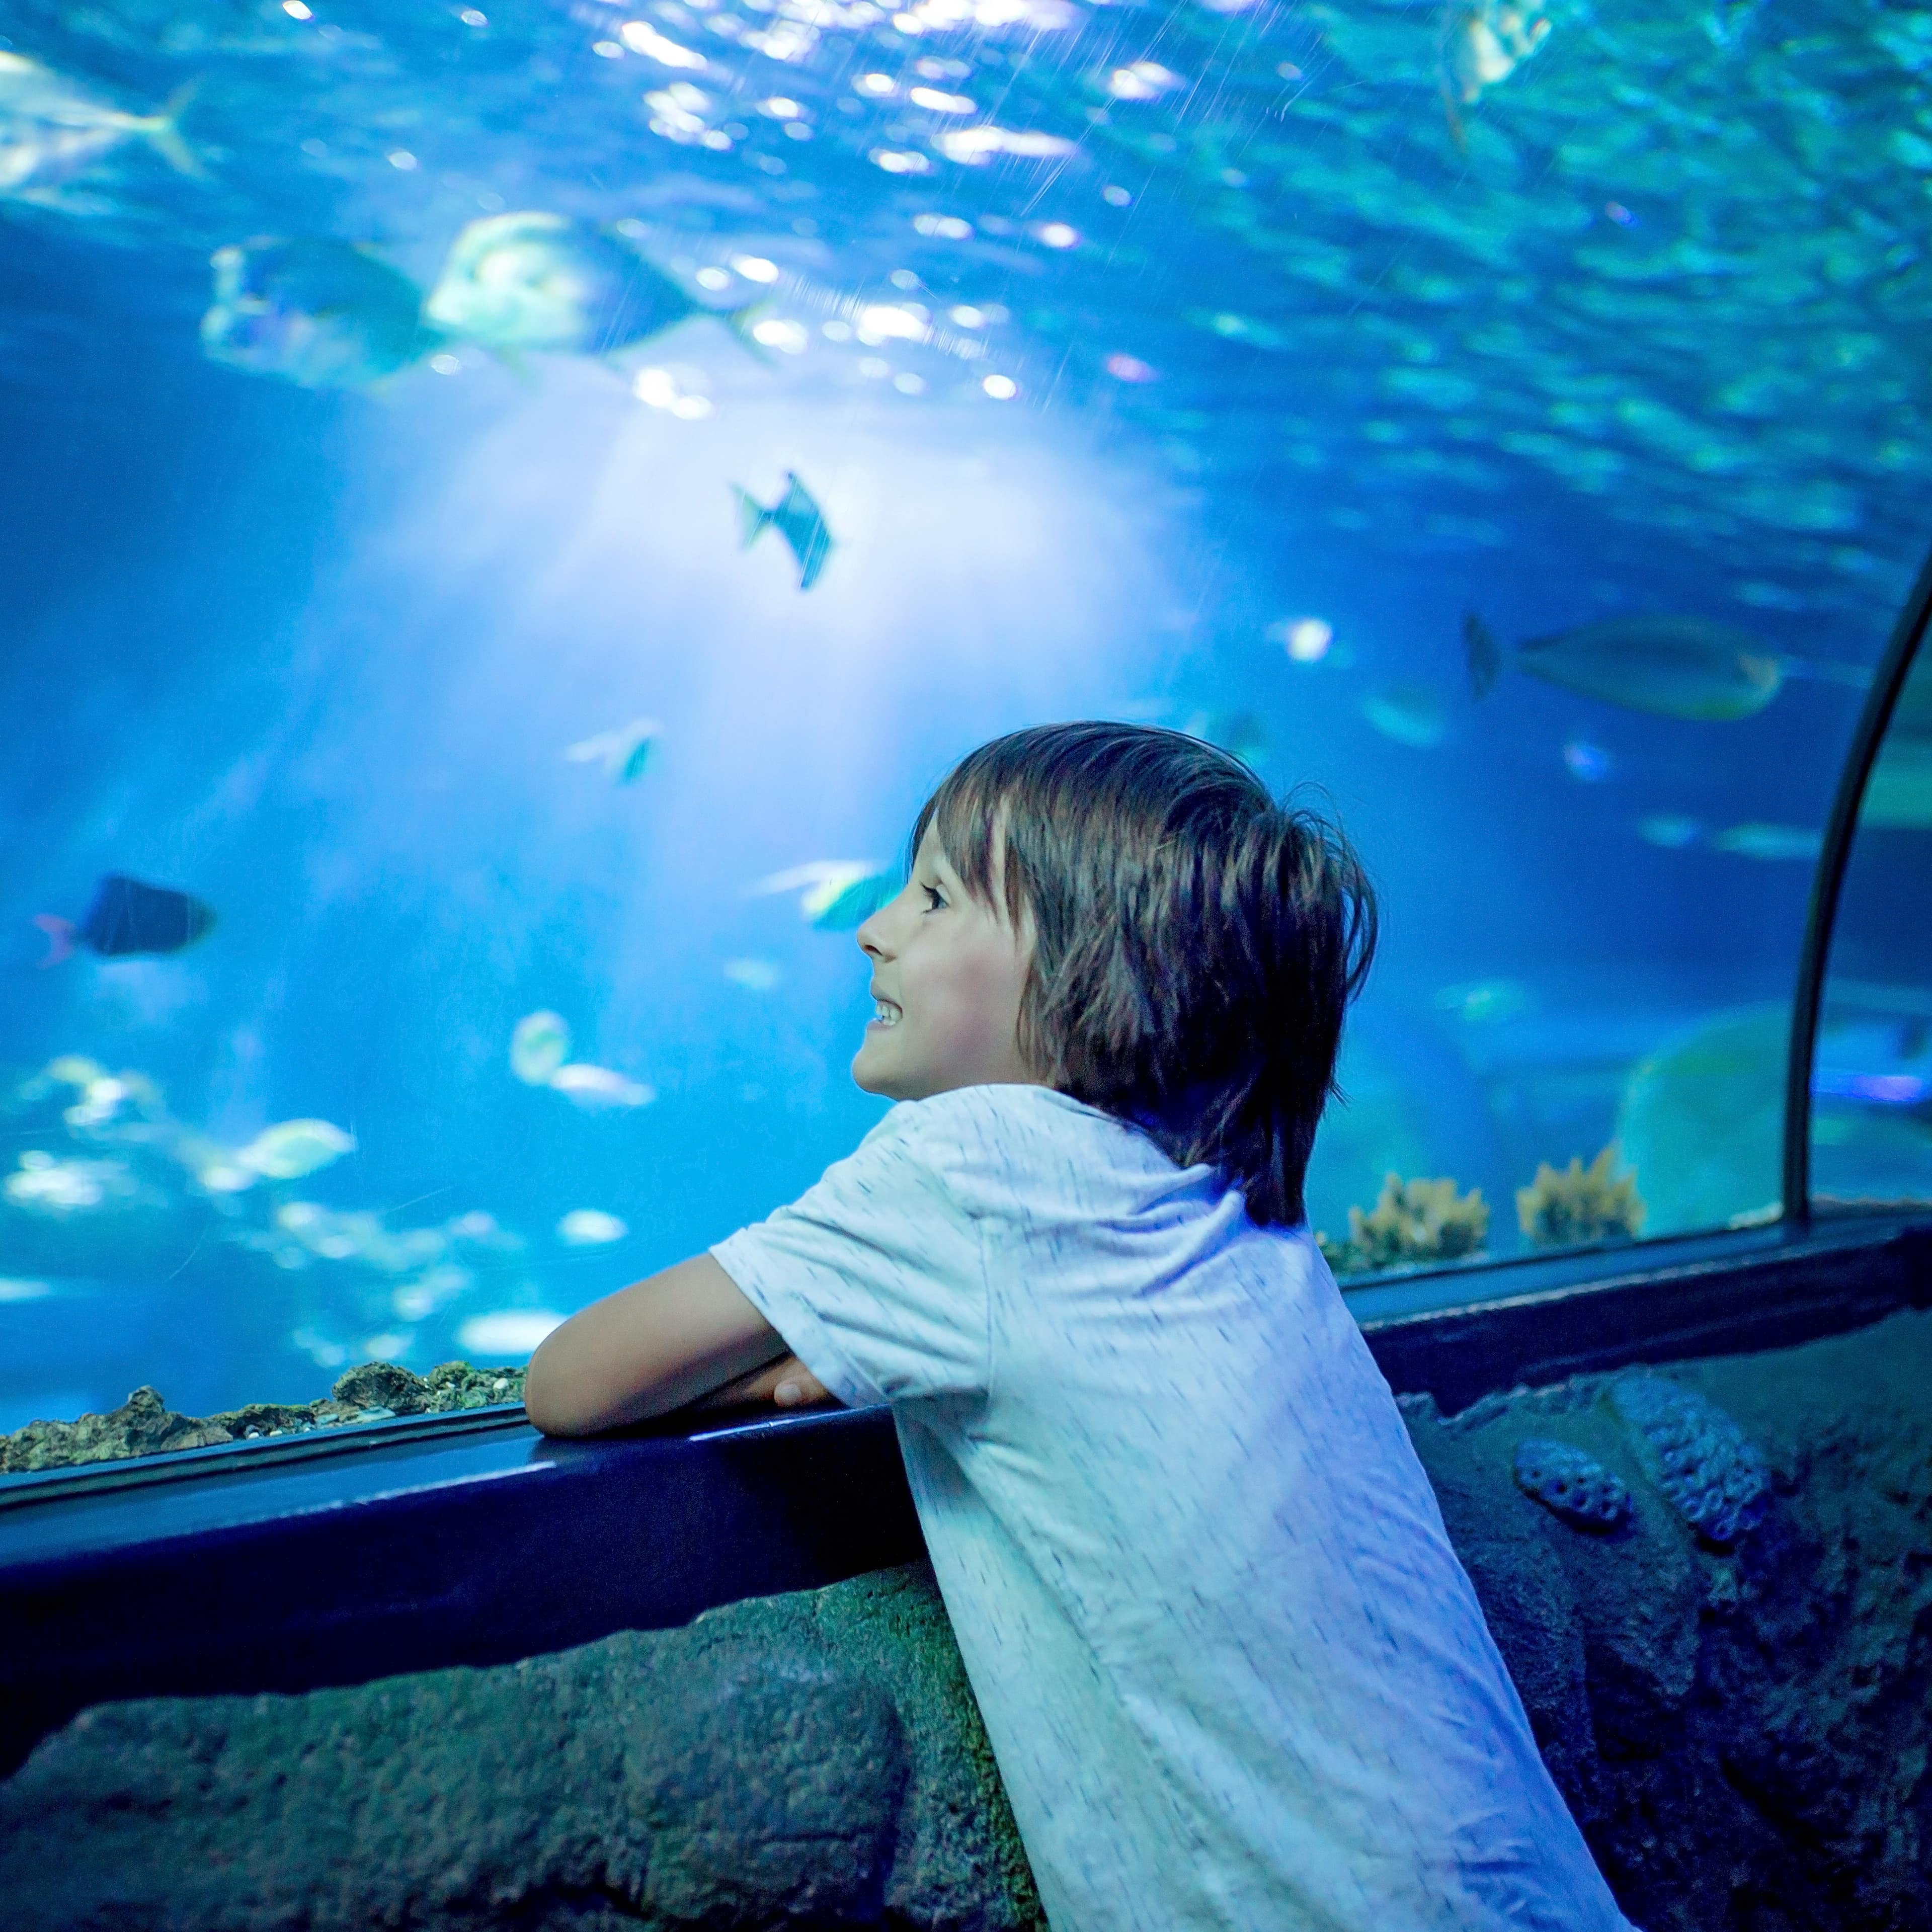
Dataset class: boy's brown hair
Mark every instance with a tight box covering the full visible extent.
[912,721,1377,1226]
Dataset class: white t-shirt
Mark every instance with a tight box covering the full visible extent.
[712,1084,1635,1932]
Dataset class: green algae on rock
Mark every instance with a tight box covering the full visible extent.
[1319,1171,1490,1275]
[1515,1145,1647,1249]
[0,1358,526,1475]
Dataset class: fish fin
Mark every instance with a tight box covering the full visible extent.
[1438,76,1471,155]
[1463,611,1503,699]
[144,84,206,179]
[32,915,75,969]
[490,347,536,386]
[723,300,776,362]
[1781,657,1873,690]
[732,484,772,549]
[795,525,834,590]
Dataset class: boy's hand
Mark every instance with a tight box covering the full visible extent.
[692,1353,836,1412]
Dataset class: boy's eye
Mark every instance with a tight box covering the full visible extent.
[921,883,946,911]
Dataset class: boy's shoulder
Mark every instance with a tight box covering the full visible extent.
[854,1083,1212,1217]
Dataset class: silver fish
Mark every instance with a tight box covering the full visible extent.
[0,53,199,200]
[734,472,834,591]
[1465,612,1784,722]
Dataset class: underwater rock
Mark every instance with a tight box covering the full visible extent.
[0,1360,527,1474]
[1511,1437,1629,1531]
[0,1386,231,1474]
[1608,1374,1768,1547]
[1515,1145,1646,1248]
[0,1564,1042,1932]
[1318,1171,1489,1274]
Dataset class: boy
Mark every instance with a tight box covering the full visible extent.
[526,721,1636,1931]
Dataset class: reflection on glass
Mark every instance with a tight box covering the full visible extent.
[1,0,1927,1444]
[1812,642,1932,1211]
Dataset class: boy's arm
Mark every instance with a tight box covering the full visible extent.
[524,1253,799,1436]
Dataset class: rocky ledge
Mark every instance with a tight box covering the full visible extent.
[4,1310,1931,1929]
[0,1359,525,1475]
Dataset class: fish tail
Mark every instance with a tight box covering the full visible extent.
[144,84,206,179]
[1463,611,1502,699]
[732,485,772,550]
[32,915,75,968]
[723,299,775,361]
[1781,656,1873,691]
[1438,75,1471,155]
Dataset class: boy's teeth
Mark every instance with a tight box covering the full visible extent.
[874,1000,900,1024]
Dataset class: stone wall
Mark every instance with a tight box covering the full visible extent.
[5,1310,1931,1930]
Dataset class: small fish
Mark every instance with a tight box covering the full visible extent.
[459,1309,566,1356]
[1465,612,1783,722]
[723,957,782,993]
[733,473,834,591]
[1713,822,1823,862]
[557,1208,628,1246]
[510,1011,572,1086]
[1362,685,1449,749]
[1183,709,1268,766]
[1269,617,1334,664]
[565,717,660,784]
[0,54,200,201]
[549,1063,656,1109]
[751,861,897,930]
[238,1119,356,1181]
[35,874,216,967]
[425,211,759,357]
[1562,737,1613,782]
[1437,2,1550,147]
[201,238,435,389]
[1638,813,1703,849]
[1434,978,1535,1025]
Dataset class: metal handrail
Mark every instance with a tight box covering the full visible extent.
[1782,539,1932,1221]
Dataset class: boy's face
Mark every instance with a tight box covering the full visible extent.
[852,826,1038,1101]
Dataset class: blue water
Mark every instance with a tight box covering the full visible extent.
[2,0,1928,1425]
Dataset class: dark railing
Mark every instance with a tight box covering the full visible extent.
[1782,538,1932,1220]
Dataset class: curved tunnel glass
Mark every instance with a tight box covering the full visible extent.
[2,0,1930,1434]
[1811,628,1932,1212]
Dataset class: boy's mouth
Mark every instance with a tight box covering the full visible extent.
[870,997,902,1028]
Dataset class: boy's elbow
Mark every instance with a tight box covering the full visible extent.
[522,1337,598,1437]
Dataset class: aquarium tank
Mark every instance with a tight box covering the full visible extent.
[3,0,1929,1438]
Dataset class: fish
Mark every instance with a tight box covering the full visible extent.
[1183,709,1268,766]
[200,238,435,389]
[557,1208,628,1246]
[723,957,782,992]
[1712,822,1822,862]
[237,1119,356,1181]
[751,861,897,930]
[1269,617,1334,664]
[35,874,216,967]
[510,1011,571,1086]
[733,473,834,591]
[1464,612,1784,722]
[1638,814,1703,849]
[1562,738,1613,782]
[425,211,760,357]
[1437,2,1550,147]
[565,717,660,784]
[1361,684,1449,749]
[458,1309,566,1356]
[1434,978,1535,1025]
[0,54,200,201]
[1862,736,1932,829]
[548,1063,656,1109]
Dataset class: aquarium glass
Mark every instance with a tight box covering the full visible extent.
[1811,632,1932,1211]
[3,0,1929,1441]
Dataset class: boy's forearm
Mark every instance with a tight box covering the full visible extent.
[523,1253,785,1435]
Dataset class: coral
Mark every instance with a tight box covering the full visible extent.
[1317,1173,1489,1275]
[1608,1374,1768,1547]
[1516,1145,1646,1248]
[0,1360,527,1475]
[1511,1437,1629,1531]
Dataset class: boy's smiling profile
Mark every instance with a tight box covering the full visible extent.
[527,721,1636,1931]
